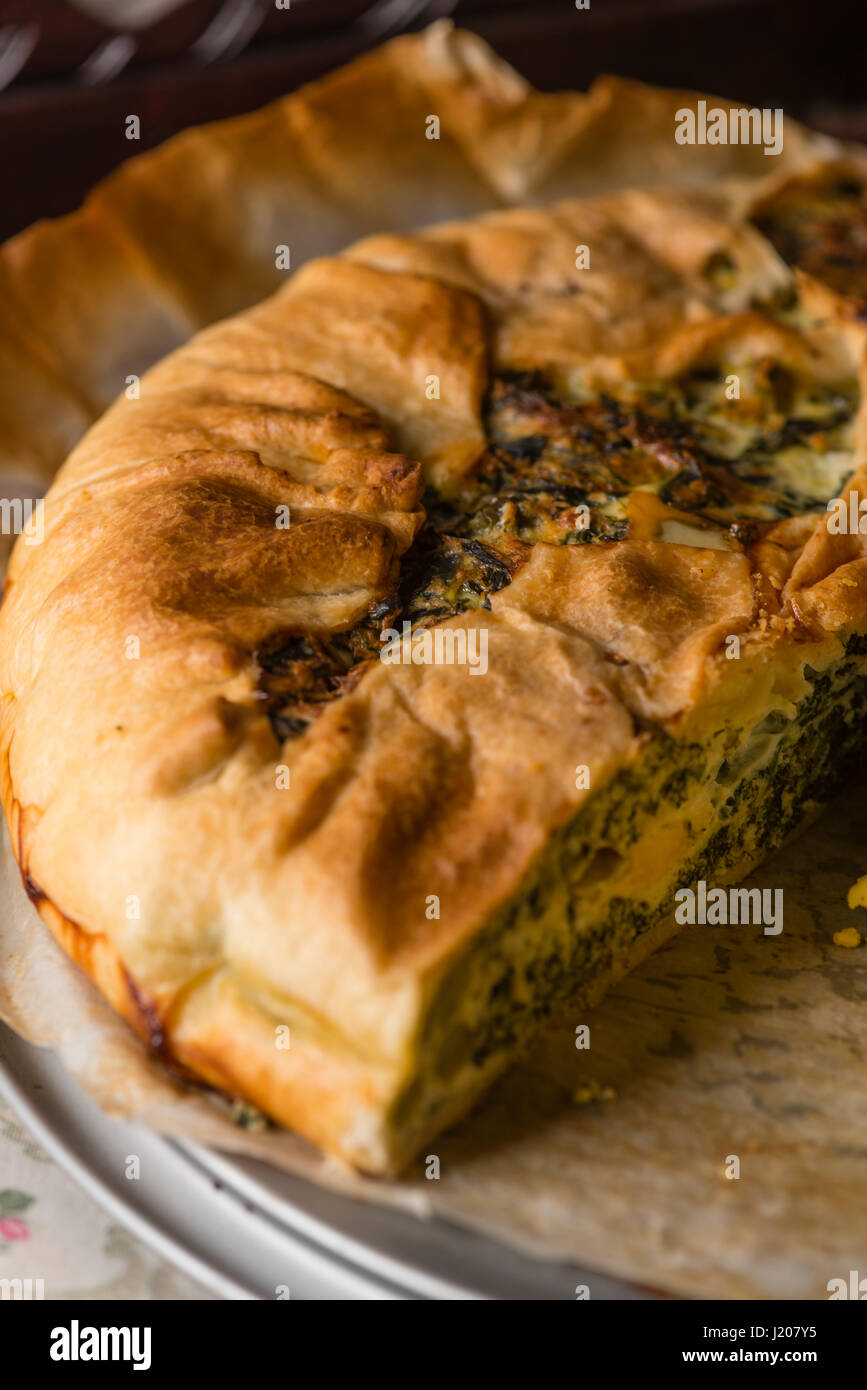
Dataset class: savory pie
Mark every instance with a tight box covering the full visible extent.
[2,133,867,1173]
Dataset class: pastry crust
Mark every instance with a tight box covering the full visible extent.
[4,33,867,1174]
[0,21,844,493]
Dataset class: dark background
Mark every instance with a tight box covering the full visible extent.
[1,0,865,242]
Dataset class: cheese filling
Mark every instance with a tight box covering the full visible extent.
[391,639,867,1156]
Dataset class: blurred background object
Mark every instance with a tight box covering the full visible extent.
[0,0,864,241]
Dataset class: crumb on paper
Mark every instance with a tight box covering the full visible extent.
[571,1079,617,1105]
[230,1099,269,1131]
[846,874,867,910]
[833,926,862,949]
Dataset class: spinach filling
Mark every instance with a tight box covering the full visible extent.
[258,366,857,740]
[475,367,856,535]
[753,175,867,316]
[406,650,867,1113]
[258,533,519,741]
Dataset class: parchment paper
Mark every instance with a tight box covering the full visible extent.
[1,24,866,1301]
[3,787,867,1300]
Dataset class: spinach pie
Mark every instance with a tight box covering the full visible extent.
[3,166,867,1174]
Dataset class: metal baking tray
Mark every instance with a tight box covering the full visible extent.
[0,1019,648,1300]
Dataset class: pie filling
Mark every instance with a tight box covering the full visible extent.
[391,639,867,1156]
[258,360,857,738]
[753,174,867,317]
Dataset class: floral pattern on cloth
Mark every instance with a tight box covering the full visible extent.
[0,1187,34,1248]
[0,1094,213,1299]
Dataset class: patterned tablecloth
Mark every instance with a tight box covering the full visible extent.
[0,1092,213,1300]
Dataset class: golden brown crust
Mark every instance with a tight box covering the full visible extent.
[5,183,867,1170]
[0,21,841,494]
[3,30,867,1174]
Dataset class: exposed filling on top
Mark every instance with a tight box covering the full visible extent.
[476,364,855,539]
[259,534,521,741]
[753,174,867,315]
[258,360,858,741]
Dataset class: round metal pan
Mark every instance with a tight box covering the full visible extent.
[0,1019,647,1300]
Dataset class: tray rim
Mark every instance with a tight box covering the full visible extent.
[0,1019,649,1300]
[0,1023,413,1300]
